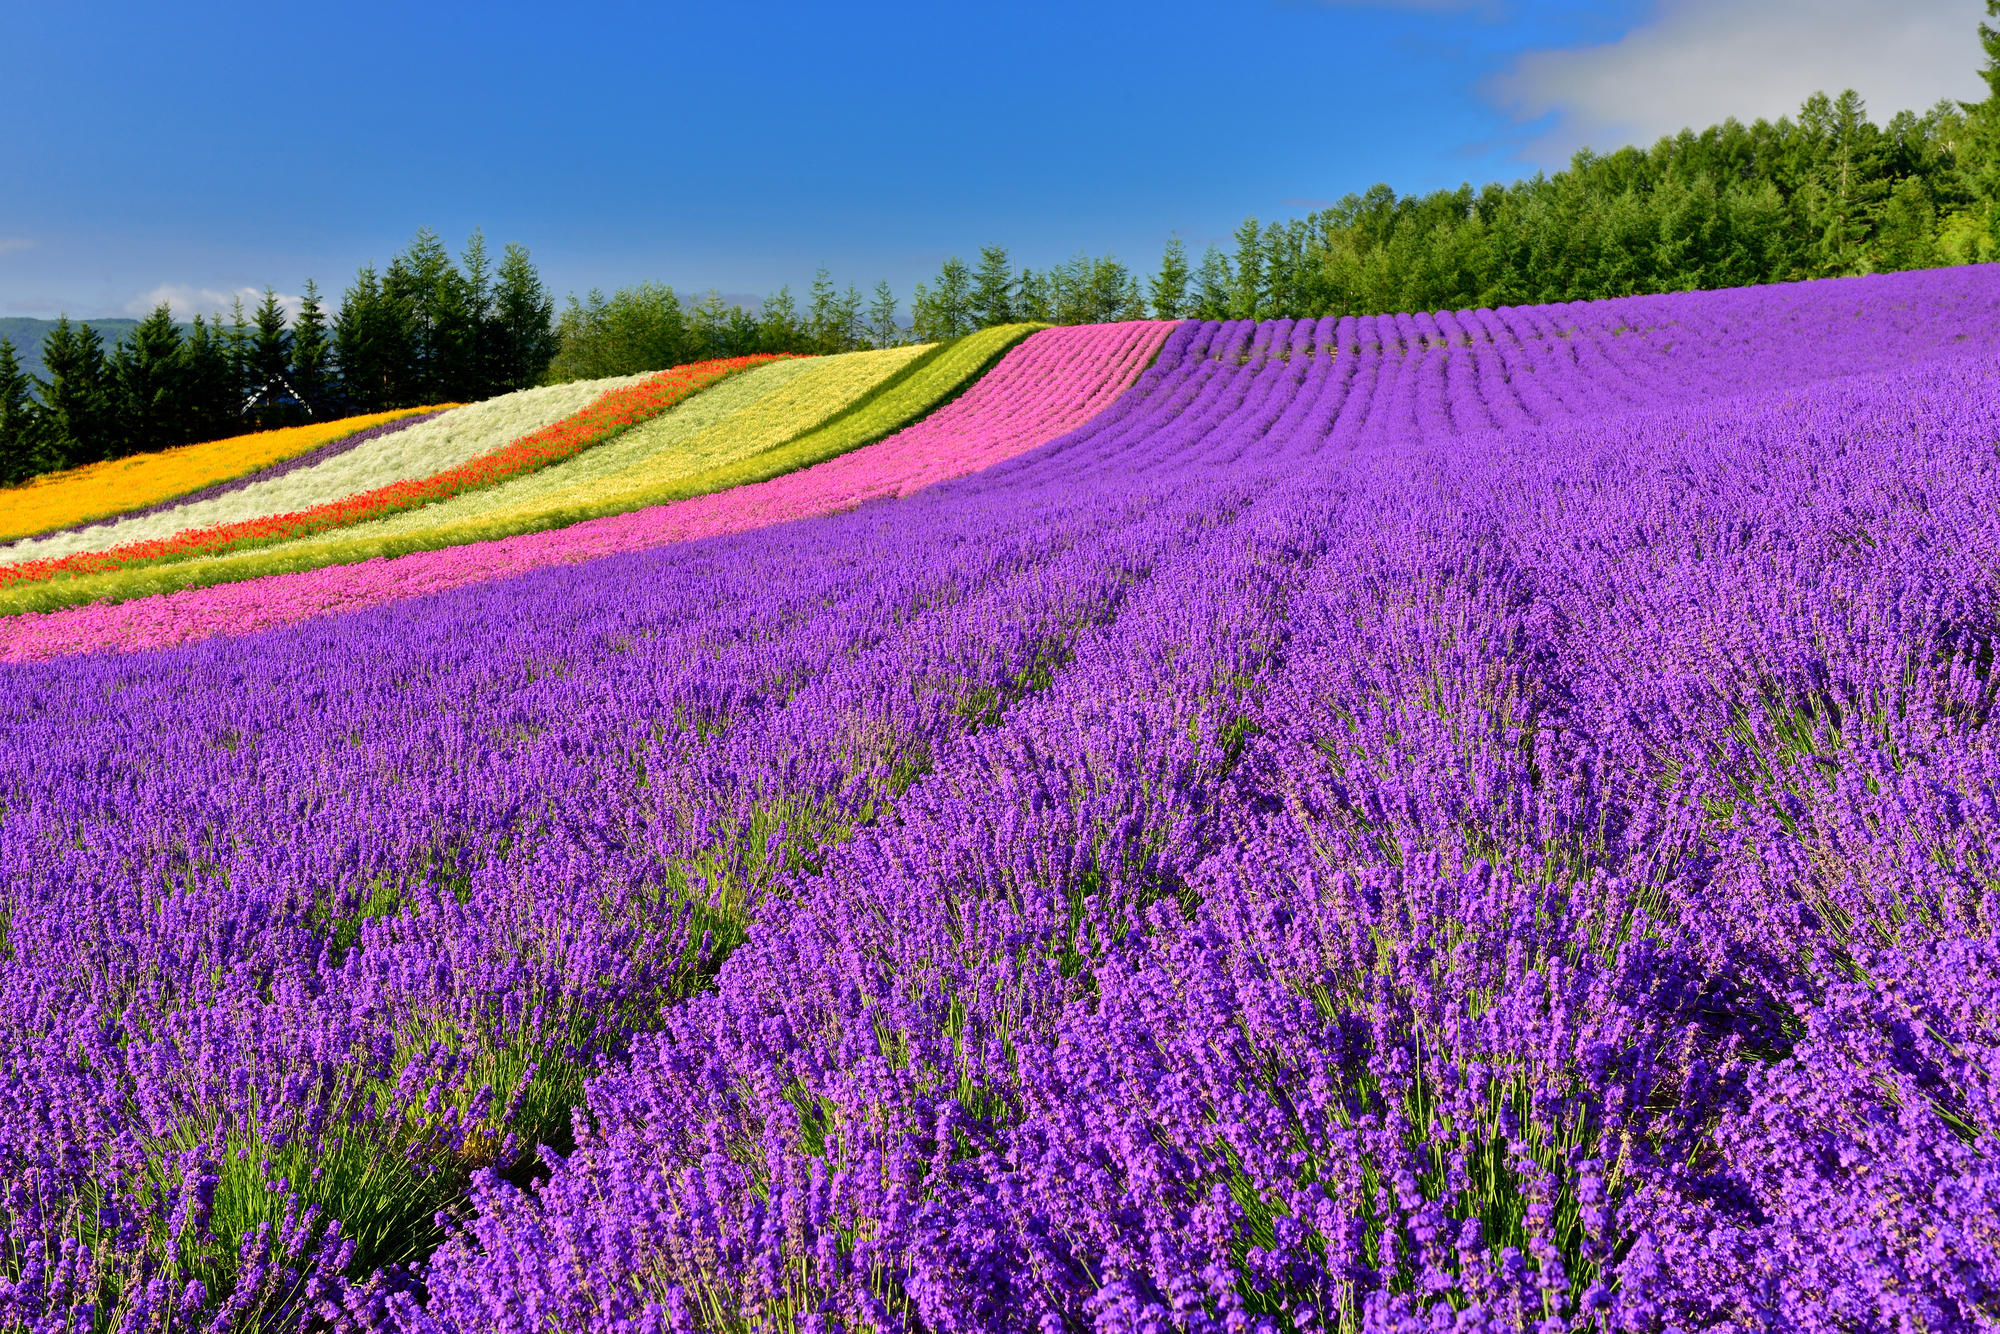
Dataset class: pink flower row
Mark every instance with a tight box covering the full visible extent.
[0,322,1177,661]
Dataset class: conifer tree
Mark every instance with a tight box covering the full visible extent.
[832,283,865,352]
[1799,90,1889,274]
[37,317,116,467]
[1192,246,1232,320]
[1261,219,1305,316]
[291,281,332,417]
[336,265,405,411]
[460,229,495,399]
[1971,0,2000,238]
[760,286,802,353]
[689,291,758,359]
[114,302,185,455]
[970,246,1015,328]
[0,338,43,484]
[1117,266,1147,321]
[247,288,294,425]
[911,257,973,341]
[492,242,558,391]
[806,267,841,353]
[225,297,252,420]
[1149,236,1190,319]
[1048,254,1091,324]
[385,229,469,403]
[179,314,238,443]
[867,281,901,348]
[1229,217,1265,319]
[1016,268,1051,323]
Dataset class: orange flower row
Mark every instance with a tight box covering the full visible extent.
[0,355,789,588]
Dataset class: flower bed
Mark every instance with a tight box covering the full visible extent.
[0,356,781,585]
[0,405,446,541]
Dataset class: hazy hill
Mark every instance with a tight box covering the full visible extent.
[1,316,153,384]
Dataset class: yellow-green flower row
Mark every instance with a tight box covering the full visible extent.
[338,344,924,543]
[0,326,1040,615]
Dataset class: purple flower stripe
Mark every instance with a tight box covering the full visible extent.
[3,268,2000,1333]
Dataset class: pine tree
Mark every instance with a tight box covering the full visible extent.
[1262,219,1306,316]
[1149,236,1190,319]
[0,338,44,484]
[247,288,294,426]
[911,257,973,341]
[553,282,690,377]
[833,284,865,352]
[1230,217,1265,319]
[225,297,252,422]
[936,256,973,334]
[1049,254,1091,324]
[291,280,332,417]
[806,267,841,353]
[689,291,757,359]
[1016,268,1051,322]
[867,281,901,348]
[180,314,238,443]
[970,246,1015,327]
[1799,90,1889,274]
[336,265,407,411]
[801,279,866,353]
[385,229,469,403]
[1192,246,1232,319]
[37,317,116,467]
[114,302,186,456]
[1970,0,2000,239]
[460,230,495,399]
[1049,254,1141,324]
[760,286,802,353]
[1118,267,1146,321]
[492,242,558,391]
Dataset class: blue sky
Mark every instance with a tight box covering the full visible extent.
[0,0,1989,321]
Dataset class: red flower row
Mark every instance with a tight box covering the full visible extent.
[0,355,790,588]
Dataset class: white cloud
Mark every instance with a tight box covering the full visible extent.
[0,238,32,256]
[1490,0,1991,165]
[128,283,305,324]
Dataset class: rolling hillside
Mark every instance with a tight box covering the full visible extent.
[1,268,1998,1332]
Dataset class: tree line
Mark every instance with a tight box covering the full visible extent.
[0,229,556,484]
[544,247,1179,382]
[903,15,2000,332]
[1154,83,2000,323]
[551,10,2000,376]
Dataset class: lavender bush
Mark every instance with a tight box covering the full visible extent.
[4,268,2000,1332]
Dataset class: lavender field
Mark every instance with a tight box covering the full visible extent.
[6,268,2000,1331]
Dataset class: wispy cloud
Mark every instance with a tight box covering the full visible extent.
[0,238,34,256]
[1488,0,1989,166]
[127,283,304,323]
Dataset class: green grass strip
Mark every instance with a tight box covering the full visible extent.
[0,324,1042,617]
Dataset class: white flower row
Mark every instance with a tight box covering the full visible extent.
[267,345,927,546]
[0,373,648,564]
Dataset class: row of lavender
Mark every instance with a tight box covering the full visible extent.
[394,278,2000,1332]
[3,269,1999,1331]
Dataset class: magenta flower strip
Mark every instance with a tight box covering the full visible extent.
[0,322,1176,661]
